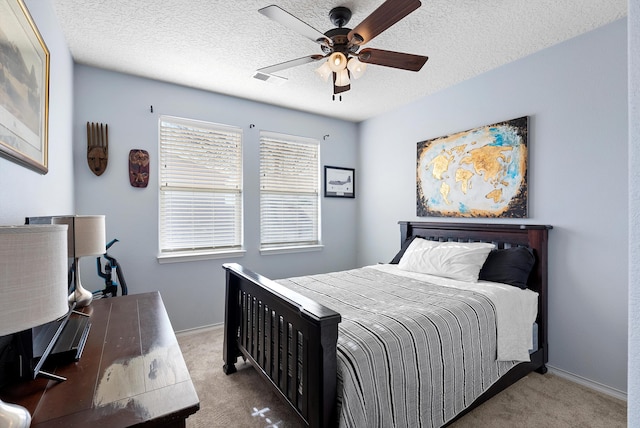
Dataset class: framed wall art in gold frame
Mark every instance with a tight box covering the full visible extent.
[0,0,50,174]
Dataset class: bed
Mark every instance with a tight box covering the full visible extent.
[222,221,551,427]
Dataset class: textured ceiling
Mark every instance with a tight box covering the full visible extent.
[51,0,627,122]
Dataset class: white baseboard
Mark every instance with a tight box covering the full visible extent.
[176,323,223,337]
[547,365,627,402]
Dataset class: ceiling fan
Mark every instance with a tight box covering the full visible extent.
[253,0,429,100]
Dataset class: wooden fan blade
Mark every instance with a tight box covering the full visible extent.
[256,55,324,75]
[358,48,428,71]
[259,5,332,47]
[348,0,421,45]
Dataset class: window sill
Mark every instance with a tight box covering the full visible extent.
[157,249,246,264]
[259,244,324,256]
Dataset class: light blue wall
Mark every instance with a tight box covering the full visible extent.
[0,0,74,225]
[72,65,359,331]
[357,20,629,395]
[628,0,639,423]
[4,0,636,415]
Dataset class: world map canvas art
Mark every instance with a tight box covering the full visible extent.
[417,116,528,218]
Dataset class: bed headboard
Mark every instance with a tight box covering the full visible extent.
[399,222,551,292]
[398,221,552,362]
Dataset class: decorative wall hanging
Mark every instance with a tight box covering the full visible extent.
[129,149,149,188]
[417,116,528,218]
[325,166,355,198]
[0,0,50,174]
[87,122,108,176]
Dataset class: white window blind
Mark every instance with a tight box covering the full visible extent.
[159,116,242,257]
[260,131,320,249]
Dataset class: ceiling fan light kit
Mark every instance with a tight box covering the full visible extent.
[315,61,333,82]
[328,52,348,72]
[335,69,350,87]
[347,57,367,79]
[255,0,429,99]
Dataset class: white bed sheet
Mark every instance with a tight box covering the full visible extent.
[371,264,538,362]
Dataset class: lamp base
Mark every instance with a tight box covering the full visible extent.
[69,258,93,308]
[0,398,31,428]
[68,285,93,308]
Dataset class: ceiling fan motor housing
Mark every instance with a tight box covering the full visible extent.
[322,7,361,56]
[322,27,359,56]
[329,6,352,28]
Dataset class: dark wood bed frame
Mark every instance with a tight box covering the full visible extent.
[222,222,552,427]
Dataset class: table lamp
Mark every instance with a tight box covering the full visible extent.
[53,215,106,308]
[0,224,69,428]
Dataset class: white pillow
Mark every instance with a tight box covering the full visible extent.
[397,238,495,282]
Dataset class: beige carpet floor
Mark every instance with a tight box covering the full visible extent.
[177,326,626,428]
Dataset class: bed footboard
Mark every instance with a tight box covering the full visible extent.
[222,263,341,428]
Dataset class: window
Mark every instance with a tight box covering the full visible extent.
[158,116,243,262]
[260,131,321,253]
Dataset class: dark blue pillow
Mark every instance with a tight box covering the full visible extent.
[478,247,536,289]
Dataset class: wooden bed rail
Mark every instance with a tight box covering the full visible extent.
[222,263,341,428]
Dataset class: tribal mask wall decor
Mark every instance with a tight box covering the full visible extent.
[129,149,150,188]
[87,122,108,176]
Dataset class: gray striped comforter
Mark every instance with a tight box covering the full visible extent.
[276,266,519,427]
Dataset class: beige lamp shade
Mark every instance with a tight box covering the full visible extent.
[347,57,367,79]
[52,215,106,308]
[0,225,70,336]
[328,52,347,72]
[314,60,332,82]
[335,68,350,87]
[53,215,106,258]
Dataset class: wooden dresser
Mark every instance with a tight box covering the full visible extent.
[0,292,199,427]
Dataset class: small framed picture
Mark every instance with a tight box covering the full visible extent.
[324,166,355,198]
